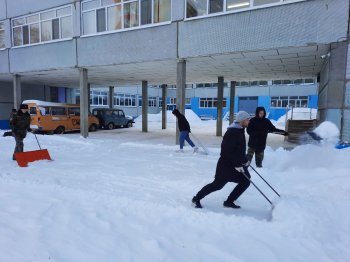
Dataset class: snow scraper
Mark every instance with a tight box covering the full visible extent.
[15,133,51,167]
[190,133,209,155]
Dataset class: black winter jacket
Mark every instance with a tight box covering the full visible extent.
[247,107,284,151]
[172,109,191,132]
[11,110,31,139]
[218,124,248,170]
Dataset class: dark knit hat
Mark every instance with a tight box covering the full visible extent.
[20,104,28,109]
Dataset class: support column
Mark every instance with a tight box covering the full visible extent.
[79,68,89,138]
[176,59,186,144]
[142,80,148,132]
[216,76,224,137]
[109,86,114,109]
[44,86,51,101]
[87,83,91,114]
[229,81,236,124]
[13,74,21,109]
[161,84,167,129]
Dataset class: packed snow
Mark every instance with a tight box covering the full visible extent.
[1,110,349,262]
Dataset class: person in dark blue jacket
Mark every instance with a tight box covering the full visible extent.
[172,109,198,153]
[247,107,288,167]
[191,111,252,209]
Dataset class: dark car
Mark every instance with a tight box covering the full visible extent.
[92,108,134,129]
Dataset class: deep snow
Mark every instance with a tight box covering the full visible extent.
[0,110,349,262]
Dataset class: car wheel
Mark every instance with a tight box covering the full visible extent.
[127,122,133,128]
[89,124,97,132]
[55,126,65,134]
[107,122,114,130]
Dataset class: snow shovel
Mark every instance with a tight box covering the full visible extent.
[190,133,209,155]
[15,133,51,167]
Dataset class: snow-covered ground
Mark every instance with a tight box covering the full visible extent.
[1,110,349,262]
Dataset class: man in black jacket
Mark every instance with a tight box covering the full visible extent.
[11,104,31,160]
[172,109,198,153]
[247,106,288,168]
[192,111,252,209]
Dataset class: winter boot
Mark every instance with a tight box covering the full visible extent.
[192,196,202,208]
[193,146,199,153]
[176,149,184,153]
[223,200,241,209]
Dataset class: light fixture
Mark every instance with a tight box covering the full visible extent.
[227,2,250,9]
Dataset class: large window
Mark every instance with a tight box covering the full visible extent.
[91,90,108,105]
[0,21,5,49]
[270,96,308,108]
[187,0,300,18]
[199,97,227,108]
[82,0,171,35]
[114,93,136,107]
[12,6,72,47]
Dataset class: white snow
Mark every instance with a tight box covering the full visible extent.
[1,110,349,262]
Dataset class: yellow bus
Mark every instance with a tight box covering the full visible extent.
[23,100,99,134]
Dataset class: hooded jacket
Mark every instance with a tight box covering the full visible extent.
[247,107,284,151]
[11,109,31,139]
[172,109,191,132]
[218,123,248,172]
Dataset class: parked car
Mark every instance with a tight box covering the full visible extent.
[92,108,134,129]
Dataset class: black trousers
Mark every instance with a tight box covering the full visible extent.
[195,159,251,203]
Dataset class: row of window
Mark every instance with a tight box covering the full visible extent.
[0,0,171,48]
[82,0,171,35]
[196,79,315,88]
[270,96,308,108]
[186,0,299,18]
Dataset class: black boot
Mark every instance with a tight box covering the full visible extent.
[223,200,241,209]
[192,196,202,208]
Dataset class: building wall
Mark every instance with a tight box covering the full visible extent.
[179,0,349,58]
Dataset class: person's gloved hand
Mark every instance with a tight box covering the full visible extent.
[235,167,245,173]
[243,161,250,167]
[27,128,32,132]
[283,131,289,136]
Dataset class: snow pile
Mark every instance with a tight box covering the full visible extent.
[313,121,340,142]
[134,109,201,123]
[276,108,317,124]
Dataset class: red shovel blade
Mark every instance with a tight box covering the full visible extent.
[15,149,52,167]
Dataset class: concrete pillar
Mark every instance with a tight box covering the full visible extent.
[216,76,224,137]
[13,74,21,109]
[109,86,114,109]
[44,86,51,101]
[87,83,91,113]
[142,80,148,132]
[161,84,167,129]
[79,68,89,138]
[176,59,186,143]
[318,41,349,141]
[229,81,236,124]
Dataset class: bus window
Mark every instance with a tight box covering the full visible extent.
[29,107,37,115]
[68,107,80,116]
[39,107,50,115]
[51,107,66,116]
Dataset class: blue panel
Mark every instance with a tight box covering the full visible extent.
[268,108,289,121]
[0,120,10,130]
[308,95,318,108]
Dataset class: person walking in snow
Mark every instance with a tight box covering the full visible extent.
[246,106,288,168]
[172,109,198,153]
[10,104,31,160]
[191,111,252,209]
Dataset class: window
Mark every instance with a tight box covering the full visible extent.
[148,96,157,107]
[39,107,50,115]
[199,97,227,108]
[169,97,176,105]
[270,96,309,108]
[0,21,5,49]
[91,90,108,106]
[114,93,136,107]
[68,107,80,116]
[82,0,170,35]
[12,5,72,47]
[187,0,300,18]
[51,107,66,116]
[29,107,37,115]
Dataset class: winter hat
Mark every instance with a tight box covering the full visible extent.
[20,104,28,109]
[235,111,251,122]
